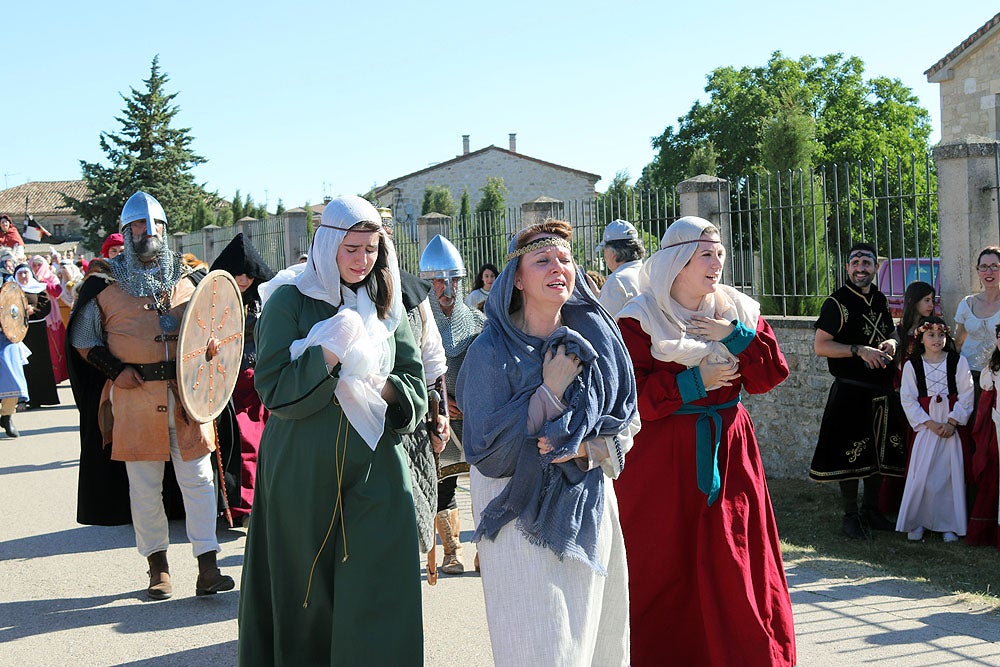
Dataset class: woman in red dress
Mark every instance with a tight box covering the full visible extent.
[616,216,796,666]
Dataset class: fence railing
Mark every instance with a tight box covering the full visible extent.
[170,215,288,271]
[167,154,937,318]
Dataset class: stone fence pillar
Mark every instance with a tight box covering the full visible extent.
[676,174,732,257]
[417,212,452,252]
[933,137,1000,318]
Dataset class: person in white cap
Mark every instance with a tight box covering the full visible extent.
[596,219,646,317]
[68,191,235,600]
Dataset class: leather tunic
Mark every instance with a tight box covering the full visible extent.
[96,278,215,462]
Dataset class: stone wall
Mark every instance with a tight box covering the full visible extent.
[934,27,1000,142]
[386,148,599,230]
[742,316,828,480]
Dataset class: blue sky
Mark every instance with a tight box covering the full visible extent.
[1,2,994,211]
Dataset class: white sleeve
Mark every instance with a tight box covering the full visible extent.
[954,298,970,326]
[950,355,975,425]
[900,360,931,430]
[417,299,447,383]
[981,366,997,391]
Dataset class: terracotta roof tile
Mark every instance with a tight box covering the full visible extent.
[925,12,1000,78]
[375,145,600,195]
[0,180,90,217]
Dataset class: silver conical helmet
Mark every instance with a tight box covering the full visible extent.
[120,191,167,237]
[419,234,465,279]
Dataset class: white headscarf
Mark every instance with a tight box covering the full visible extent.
[617,216,760,385]
[258,195,403,449]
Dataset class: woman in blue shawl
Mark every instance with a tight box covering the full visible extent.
[456,219,640,666]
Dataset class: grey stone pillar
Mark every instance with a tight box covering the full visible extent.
[933,137,1000,319]
[520,196,564,226]
[676,174,732,257]
[417,212,453,254]
[201,224,220,264]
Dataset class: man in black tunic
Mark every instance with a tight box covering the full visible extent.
[811,242,906,539]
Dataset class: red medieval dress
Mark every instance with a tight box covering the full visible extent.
[616,315,796,667]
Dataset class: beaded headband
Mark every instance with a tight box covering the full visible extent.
[847,250,877,262]
[505,236,571,262]
[914,321,950,337]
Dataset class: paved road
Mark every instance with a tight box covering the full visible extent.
[1,384,998,665]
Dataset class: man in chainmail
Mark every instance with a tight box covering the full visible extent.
[68,191,234,600]
[420,235,486,575]
[379,210,449,584]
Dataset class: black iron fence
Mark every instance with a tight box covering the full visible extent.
[170,215,288,272]
[167,154,937,318]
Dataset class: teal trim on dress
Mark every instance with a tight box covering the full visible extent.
[721,319,756,356]
[674,396,741,505]
[677,366,708,404]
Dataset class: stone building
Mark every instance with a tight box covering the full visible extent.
[369,134,600,231]
[926,11,1000,142]
[0,180,89,241]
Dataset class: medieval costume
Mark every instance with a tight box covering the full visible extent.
[395,267,446,559]
[29,257,69,383]
[238,196,426,666]
[456,229,639,666]
[615,216,796,667]
[897,348,972,539]
[15,265,60,407]
[68,191,234,599]
[0,273,30,437]
[811,284,907,480]
[421,234,486,576]
[209,233,275,524]
[970,370,1000,547]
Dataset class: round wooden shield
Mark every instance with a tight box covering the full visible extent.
[177,270,245,423]
[0,281,29,344]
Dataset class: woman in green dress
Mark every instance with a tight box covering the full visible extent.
[238,195,427,666]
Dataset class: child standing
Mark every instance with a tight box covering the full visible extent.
[897,316,972,542]
[893,281,937,387]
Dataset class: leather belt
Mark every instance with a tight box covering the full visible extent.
[132,361,176,381]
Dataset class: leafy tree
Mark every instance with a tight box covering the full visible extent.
[421,185,457,217]
[216,206,233,228]
[475,176,508,237]
[639,51,932,189]
[753,103,828,315]
[304,201,315,238]
[596,170,635,223]
[191,198,214,230]
[275,199,286,216]
[687,141,719,177]
[231,190,245,221]
[459,188,471,220]
[65,55,209,250]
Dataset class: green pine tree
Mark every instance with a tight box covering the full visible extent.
[65,55,210,249]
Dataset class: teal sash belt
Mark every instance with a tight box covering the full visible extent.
[674,396,741,506]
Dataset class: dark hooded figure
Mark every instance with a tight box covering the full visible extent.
[210,233,275,525]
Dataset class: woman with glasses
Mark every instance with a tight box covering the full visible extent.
[954,246,1000,410]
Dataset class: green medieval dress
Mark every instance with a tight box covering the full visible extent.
[238,284,427,666]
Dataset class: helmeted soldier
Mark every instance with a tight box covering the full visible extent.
[420,234,486,575]
[68,191,235,599]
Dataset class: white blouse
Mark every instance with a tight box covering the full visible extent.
[955,295,1000,372]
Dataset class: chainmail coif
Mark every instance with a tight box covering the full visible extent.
[108,230,185,298]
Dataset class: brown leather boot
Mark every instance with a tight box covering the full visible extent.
[146,551,172,600]
[195,550,235,596]
[437,508,464,575]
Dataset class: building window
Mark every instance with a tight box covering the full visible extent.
[53,224,65,237]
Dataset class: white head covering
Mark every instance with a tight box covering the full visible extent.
[617,216,760,386]
[258,195,404,449]
[14,265,46,294]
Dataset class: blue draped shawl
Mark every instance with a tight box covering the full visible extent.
[456,251,638,573]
